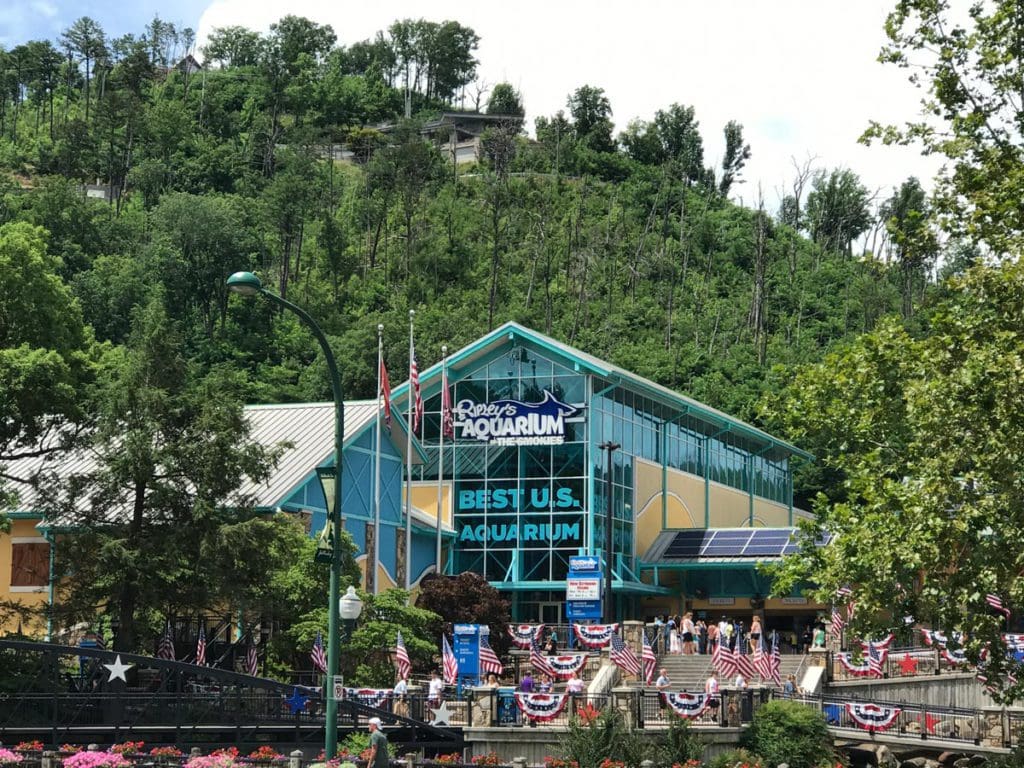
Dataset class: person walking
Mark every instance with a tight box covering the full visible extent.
[682,612,696,655]
[668,615,681,654]
[697,619,708,654]
[749,615,762,655]
[393,675,409,718]
[655,667,671,719]
[367,717,389,768]
[707,620,719,655]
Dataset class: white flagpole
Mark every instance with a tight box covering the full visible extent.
[373,323,383,595]
[404,309,414,591]
[436,345,447,576]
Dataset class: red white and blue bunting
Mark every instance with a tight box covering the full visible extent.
[663,692,714,719]
[836,651,887,677]
[941,648,969,665]
[514,692,568,722]
[344,688,391,708]
[1003,633,1024,651]
[574,623,619,649]
[846,702,901,732]
[859,634,895,650]
[921,629,962,648]
[509,624,546,649]
[546,654,588,680]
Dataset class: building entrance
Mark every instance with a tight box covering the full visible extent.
[539,602,562,625]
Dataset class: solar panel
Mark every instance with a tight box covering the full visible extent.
[658,527,829,561]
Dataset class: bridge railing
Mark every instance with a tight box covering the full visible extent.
[827,646,975,682]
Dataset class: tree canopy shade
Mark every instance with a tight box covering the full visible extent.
[763,259,1024,698]
[863,0,1024,256]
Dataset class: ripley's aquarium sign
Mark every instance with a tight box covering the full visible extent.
[452,390,584,446]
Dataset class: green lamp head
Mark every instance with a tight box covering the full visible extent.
[226,271,263,296]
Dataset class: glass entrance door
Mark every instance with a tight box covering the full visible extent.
[539,602,562,624]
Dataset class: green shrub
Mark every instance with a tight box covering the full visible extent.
[740,700,833,768]
[707,749,762,768]
[656,715,704,767]
[559,709,654,768]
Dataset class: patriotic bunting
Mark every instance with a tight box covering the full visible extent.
[836,650,887,678]
[514,692,568,722]
[508,624,546,649]
[573,623,619,649]
[1003,633,1024,650]
[663,691,714,719]
[546,654,588,680]
[941,648,968,665]
[846,702,901,732]
[344,687,391,708]
[859,634,895,651]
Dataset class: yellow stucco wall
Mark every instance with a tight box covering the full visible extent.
[405,482,452,527]
[0,517,50,635]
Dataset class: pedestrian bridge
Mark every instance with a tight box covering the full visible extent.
[2,639,1020,758]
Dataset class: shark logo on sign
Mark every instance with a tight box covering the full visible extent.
[453,390,583,446]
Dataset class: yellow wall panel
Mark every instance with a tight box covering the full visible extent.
[753,499,790,527]
[707,483,751,527]
[665,470,704,527]
[0,517,50,635]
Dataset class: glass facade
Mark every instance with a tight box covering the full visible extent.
[413,339,795,592]
[418,347,589,583]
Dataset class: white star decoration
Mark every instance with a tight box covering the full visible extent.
[104,655,133,683]
[429,701,453,726]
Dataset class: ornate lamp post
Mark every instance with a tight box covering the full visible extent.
[226,271,346,758]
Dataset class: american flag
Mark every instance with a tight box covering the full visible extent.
[530,637,555,677]
[245,636,259,676]
[442,634,458,684]
[733,632,756,679]
[769,632,782,686]
[609,633,642,677]
[395,631,412,680]
[441,367,454,439]
[642,631,657,684]
[310,630,327,673]
[195,625,206,666]
[830,605,845,638]
[410,355,423,434]
[753,632,771,680]
[479,635,503,675]
[157,621,175,661]
[867,641,885,676]
[380,359,393,431]
[987,593,1012,617]
[712,636,737,678]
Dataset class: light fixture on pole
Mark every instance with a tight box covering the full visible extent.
[339,585,363,645]
[226,270,346,759]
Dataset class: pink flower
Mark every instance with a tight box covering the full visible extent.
[63,752,130,768]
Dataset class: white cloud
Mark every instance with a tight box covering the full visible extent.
[195,0,942,208]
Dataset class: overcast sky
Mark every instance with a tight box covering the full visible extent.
[1,0,943,211]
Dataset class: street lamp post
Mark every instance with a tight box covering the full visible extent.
[339,585,364,647]
[599,441,620,624]
[226,271,346,758]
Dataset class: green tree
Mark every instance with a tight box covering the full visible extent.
[61,17,107,123]
[415,572,512,655]
[764,260,1024,697]
[568,85,615,154]
[0,222,90,508]
[47,298,276,652]
[804,168,872,256]
[486,82,524,117]
[346,588,441,686]
[741,699,833,768]
[864,0,1024,255]
[881,176,937,318]
[202,26,264,68]
[719,120,750,196]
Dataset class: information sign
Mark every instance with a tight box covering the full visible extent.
[567,555,602,620]
[566,600,602,620]
[332,675,344,701]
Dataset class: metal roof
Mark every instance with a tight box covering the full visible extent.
[390,321,811,461]
[4,401,401,522]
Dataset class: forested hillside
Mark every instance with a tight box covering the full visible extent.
[0,14,945,494]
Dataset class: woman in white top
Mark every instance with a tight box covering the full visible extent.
[733,672,748,689]
[565,671,585,694]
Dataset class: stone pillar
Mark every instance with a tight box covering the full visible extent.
[471,687,495,726]
[623,621,644,684]
[41,751,57,768]
[290,750,303,768]
[613,686,636,729]
[512,758,527,768]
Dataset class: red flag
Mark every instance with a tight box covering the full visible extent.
[380,359,393,430]
[441,367,454,439]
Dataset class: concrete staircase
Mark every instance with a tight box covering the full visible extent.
[645,652,808,691]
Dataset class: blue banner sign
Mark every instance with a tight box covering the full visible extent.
[566,600,602,620]
[459,520,581,544]
[569,556,600,573]
[452,391,584,446]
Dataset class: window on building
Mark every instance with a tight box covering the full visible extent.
[10,541,49,589]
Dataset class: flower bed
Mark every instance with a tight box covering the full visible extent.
[0,749,25,765]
